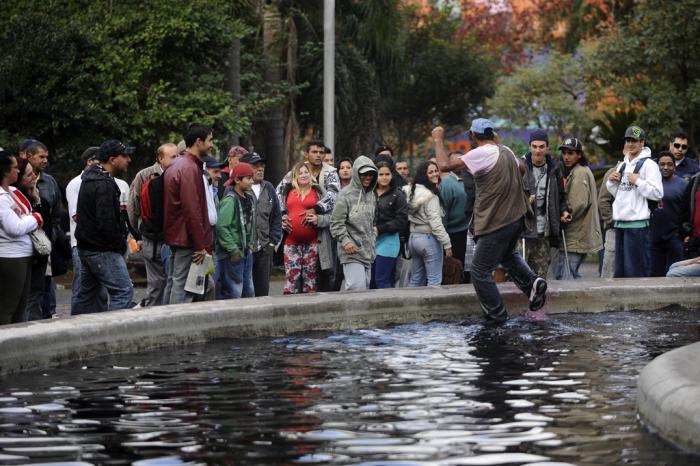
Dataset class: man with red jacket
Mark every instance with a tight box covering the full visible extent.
[163,123,214,304]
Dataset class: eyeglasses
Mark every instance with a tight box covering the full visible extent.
[673,143,688,150]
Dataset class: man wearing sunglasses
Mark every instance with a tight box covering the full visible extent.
[668,132,699,182]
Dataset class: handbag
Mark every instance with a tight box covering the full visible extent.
[30,228,52,256]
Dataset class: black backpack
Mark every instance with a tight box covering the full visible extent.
[617,157,659,212]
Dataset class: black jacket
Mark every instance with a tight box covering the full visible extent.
[75,164,128,254]
[376,184,409,238]
[522,152,566,246]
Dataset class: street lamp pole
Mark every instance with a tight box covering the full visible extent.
[323,0,335,152]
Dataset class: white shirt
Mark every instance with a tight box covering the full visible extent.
[203,175,217,226]
[252,183,262,199]
[65,173,83,248]
[115,178,129,209]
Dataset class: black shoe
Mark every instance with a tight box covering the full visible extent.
[529,277,547,312]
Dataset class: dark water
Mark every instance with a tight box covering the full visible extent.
[0,309,699,466]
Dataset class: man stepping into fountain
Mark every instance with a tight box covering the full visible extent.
[433,120,547,323]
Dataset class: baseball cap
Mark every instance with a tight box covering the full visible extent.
[19,139,39,151]
[203,156,226,169]
[624,126,645,141]
[558,137,583,152]
[374,144,393,156]
[469,118,495,134]
[98,139,135,161]
[227,145,248,159]
[231,162,254,180]
[358,165,377,175]
[80,146,100,163]
[240,152,265,165]
[529,129,548,144]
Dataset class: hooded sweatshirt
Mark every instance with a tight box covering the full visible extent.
[75,164,128,254]
[605,148,663,223]
[330,156,377,266]
[401,184,452,250]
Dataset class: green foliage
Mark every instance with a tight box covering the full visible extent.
[588,0,700,147]
[488,51,591,140]
[293,2,495,158]
[383,9,495,152]
[0,0,287,174]
[591,109,638,158]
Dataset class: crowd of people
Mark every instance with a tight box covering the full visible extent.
[1,120,699,325]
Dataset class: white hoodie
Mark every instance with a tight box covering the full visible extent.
[605,148,663,222]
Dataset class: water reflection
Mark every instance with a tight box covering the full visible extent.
[0,309,698,465]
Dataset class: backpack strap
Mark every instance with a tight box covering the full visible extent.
[633,158,648,173]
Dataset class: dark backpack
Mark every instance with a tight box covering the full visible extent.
[139,173,165,240]
[617,157,659,212]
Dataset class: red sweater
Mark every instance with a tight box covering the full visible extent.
[285,189,318,245]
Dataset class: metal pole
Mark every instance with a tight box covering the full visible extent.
[323,0,335,152]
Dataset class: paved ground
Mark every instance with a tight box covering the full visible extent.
[53,261,601,318]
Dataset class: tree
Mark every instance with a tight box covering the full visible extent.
[488,51,591,140]
[0,0,287,179]
[587,0,700,147]
[382,8,495,161]
[292,0,406,160]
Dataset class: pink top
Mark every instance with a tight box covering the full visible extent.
[459,144,520,177]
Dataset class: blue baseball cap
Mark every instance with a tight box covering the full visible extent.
[469,118,495,134]
[203,156,226,169]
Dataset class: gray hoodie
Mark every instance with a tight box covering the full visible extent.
[330,156,377,265]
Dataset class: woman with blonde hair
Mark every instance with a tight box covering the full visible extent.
[279,162,324,293]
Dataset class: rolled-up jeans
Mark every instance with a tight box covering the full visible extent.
[73,250,133,314]
[408,232,444,287]
[471,218,537,321]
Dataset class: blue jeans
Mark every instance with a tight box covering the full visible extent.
[471,218,537,322]
[408,233,444,286]
[555,252,586,280]
[614,227,650,277]
[216,252,254,299]
[666,259,700,277]
[371,255,397,289]
[73,250,133,315]
[71,247,108,314]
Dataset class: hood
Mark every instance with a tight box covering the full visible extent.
[80,163,113,182]
[402,183,436,209]
[632,147,652,162]
[351,155,378,192]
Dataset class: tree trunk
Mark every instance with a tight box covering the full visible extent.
[223,38,241,149]
[263,0,287,185]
